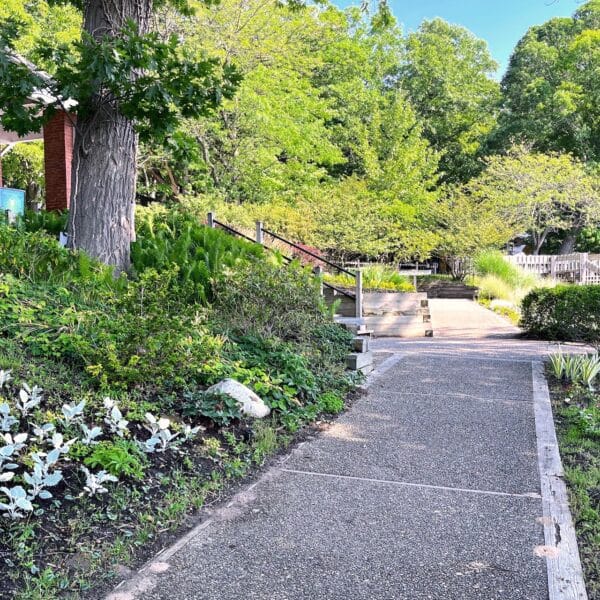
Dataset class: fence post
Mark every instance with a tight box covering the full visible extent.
[207,212,215,228]
[550,256,556,280]
[313,266,323,295]
[355,269,363,319]
[255,221,264,244]
[581,253,589,285]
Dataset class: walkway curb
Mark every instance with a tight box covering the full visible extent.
[532,361,588,600]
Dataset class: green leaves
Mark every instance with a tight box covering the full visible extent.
[0,17,241,145]
[401,18,500,183]
[497,1,600,163]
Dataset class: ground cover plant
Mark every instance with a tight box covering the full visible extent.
[548,352,600,597]
[0,213,355,598]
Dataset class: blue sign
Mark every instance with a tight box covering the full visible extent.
[0,188,25,217]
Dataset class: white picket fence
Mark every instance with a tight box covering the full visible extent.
[506,253,600,284]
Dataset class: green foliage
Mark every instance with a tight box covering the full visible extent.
[464,147,600,253]
[134,2,441,262]
[84,440,147,480]
[401,18,500,183]
[550,351,600,390]
[497,0,600,164]
[318,391,344,415]
[251,422,278,465]
[521,285,600,343]
[132,205,264,303]
[182,390,241,427]
[565,404,600,440]
[474,251,539,290]
[474,275,514,302]
[471,251,547,308]
[23,210,68,235]
[0,18,240,143]
[0,225,118,287]
[553,380,600,597]
[434,190,517,277]
[474,251,523,287]
[325,265,415,292]
[0,142,45,208]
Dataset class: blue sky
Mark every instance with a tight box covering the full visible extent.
[349,0,580,76]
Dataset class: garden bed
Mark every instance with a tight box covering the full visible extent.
[0,211,358,598]
[0,387,362,600]
[548,376,600,598]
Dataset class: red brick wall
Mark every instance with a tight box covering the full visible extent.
[43,111,75,211]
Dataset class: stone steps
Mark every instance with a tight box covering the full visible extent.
[418,281,478,300]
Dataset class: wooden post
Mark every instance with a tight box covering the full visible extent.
[313,266,323,295]
[550,256,556,280]
[581,253,589,285]
[207,212,215,228]
[255,221,263,244]
[355,269,363,319]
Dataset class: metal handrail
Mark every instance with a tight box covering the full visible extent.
[213,219,290,262]
[262,227,356,278]
[210,215,359,304]
[322,281,355,299]
[213,219,262,246]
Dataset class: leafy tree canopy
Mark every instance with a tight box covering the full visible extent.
[463,147,600,254]
[496,0,600,164]
[400,18,500,183]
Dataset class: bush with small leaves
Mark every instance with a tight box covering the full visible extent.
[318,392,344,414]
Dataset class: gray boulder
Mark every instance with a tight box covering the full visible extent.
[206,379,270,419]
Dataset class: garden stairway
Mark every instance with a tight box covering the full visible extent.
[418,279,479,300]
[325,286,433,338]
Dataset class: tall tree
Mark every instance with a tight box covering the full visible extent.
[400,18,500,183]
[496,0,600,163]
[0,0,239,271]
[464,147,600,254]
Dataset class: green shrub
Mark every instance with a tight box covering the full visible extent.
[521,285,600,343]
[132,206,264,304]
[183,390,242,427]
[0,225,120,289]
[0,269,223,389]
[84,440,147,480]
[318,391,344,414]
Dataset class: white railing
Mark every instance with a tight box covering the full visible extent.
[506,253,600,284]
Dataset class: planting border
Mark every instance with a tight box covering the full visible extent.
[532,361,588,600]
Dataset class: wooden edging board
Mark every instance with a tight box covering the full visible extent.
[532,361,588,600]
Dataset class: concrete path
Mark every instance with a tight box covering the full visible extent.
[429,298,521,339]
[108,306,587,600]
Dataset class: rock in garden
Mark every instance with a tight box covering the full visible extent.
[206,379,270,418]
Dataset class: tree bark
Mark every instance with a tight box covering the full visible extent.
[67,0,152,273]
[559,229,580,255]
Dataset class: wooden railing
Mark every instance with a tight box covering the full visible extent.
[505,253,600,284]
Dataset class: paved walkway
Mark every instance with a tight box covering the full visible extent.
[109,301,586,600]
[429,298,521,339]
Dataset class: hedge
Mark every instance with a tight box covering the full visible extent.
[521,285,600,343]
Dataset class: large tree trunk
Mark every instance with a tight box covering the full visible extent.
[559,229,580,255]
[67,0,152,272]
